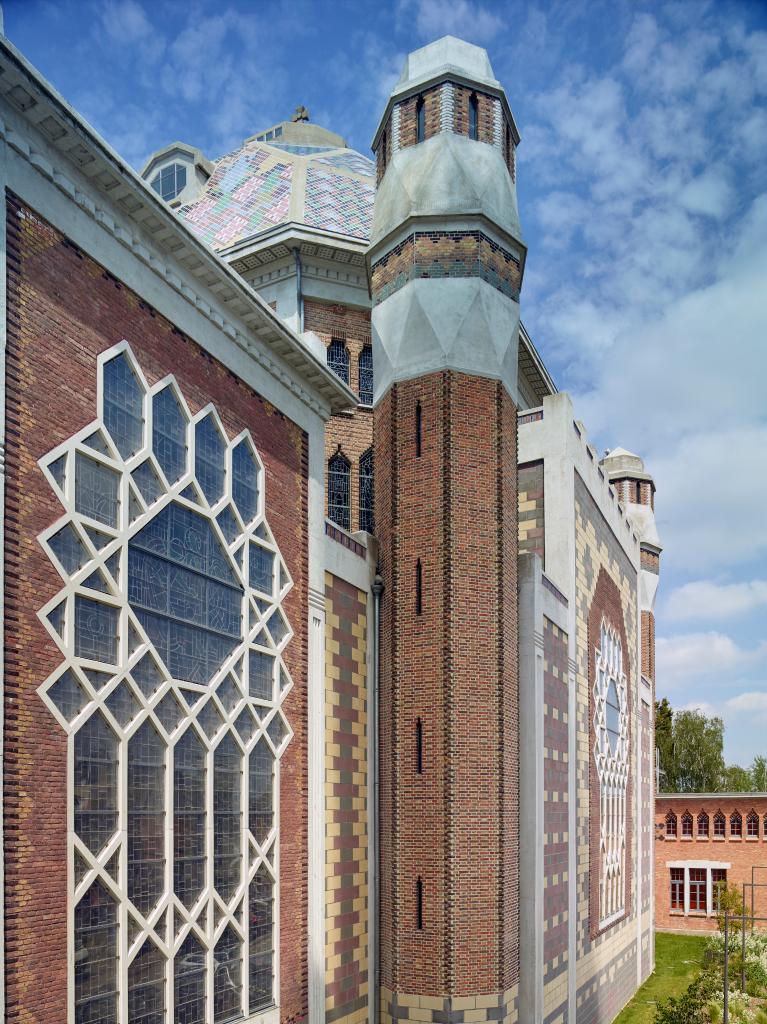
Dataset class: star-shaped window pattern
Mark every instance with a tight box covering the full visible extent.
[593,619,629,929]
[37,342,293,1024]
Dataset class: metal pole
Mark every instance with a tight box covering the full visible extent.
[724,910,729,1023]
[741,883,747,993]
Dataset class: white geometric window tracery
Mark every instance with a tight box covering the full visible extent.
[37,342,293,1024]
[593,618,629,929]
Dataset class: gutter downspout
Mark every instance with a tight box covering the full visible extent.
[370,572,383,1024]
[293,246,304,333]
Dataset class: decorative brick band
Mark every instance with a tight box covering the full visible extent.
[371,231,521,305]
[640,548,660,574]
[380,986,519,1024]
[518,410,543,424]
[325,520,367,558]
[542,573,568,607]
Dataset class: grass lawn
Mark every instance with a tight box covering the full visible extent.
[614,931,709,1024]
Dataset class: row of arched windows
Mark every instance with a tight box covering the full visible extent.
[326,339,373,405]
[665,809,766,839]
[327,449,374,534]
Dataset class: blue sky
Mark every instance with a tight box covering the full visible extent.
[6,0,767,765]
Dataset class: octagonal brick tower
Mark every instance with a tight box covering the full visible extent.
[370,37,525,1024]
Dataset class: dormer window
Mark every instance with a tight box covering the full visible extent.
[469,93,478,140]
[151,162,187,202]
[416,96,425,143]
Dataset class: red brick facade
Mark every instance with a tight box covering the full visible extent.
[543,617,569,970]
[3,195,310,1023]
[655,796,767,932]
[375,370,519,1000]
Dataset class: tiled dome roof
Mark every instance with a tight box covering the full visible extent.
[177,135,375,252]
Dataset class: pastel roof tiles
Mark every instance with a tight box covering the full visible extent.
[178,139,375,251]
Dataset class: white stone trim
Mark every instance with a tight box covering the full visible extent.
[391,104,401,155]
[440,81,454,134]
[492,97,503,150]
[37,341,295,1024]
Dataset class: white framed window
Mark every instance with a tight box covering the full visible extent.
[151,162,188,202]
[38,342,294,1024]
[593,619,629,928]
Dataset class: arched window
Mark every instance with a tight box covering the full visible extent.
[665,812,677,838]
[747,810,759,837]
[328,452,351,531]
[468,92,479,140]
[681,811,693,837]
[416,95,425,143]
[358,345,374,405]
[714,811,726,837]
[359,448,374,534]
[151,161,187,202]
[327,338,349,385]
[730,811,742,837]
[697,811,709,837]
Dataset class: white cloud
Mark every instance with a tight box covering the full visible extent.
[399,0,504,44]
[656,631,763,688]
[678,700,718,716]
[727,691,767,713]
[665,580,767,621]
[679,171,733,219]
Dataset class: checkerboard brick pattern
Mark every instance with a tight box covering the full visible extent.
[324,573,369,1024]
[517,461,544,559]
[3,194,310,1024]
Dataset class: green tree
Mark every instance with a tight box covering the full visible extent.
[722,764,753,792]
[655,697,676,791]
[672,709,726,793]
[751,755,767,791]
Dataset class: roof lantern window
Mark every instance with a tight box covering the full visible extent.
[151,162,187,202]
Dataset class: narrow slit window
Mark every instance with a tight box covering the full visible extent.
[415,559,422,615]
[416,877,423,930]
[359,448,374,534]
[416,718,423,774]
[415,402,422,457]
[358,345,374,406]
[328,453,351,531]
[416,96,425,143]
[468,93,479,140]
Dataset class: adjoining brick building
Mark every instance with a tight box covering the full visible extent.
[1,32,658,1024]
[655,794,767,933]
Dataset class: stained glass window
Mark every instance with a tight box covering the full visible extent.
[104,353,144,460]
[359,448,374,534]
[75,881,118,1024]
[358,345,373,405]
[195,416,225,505]
[128,722,165,915]
[153,387,187,485]
[128,939,165,1024]
[76,453,120,527]
[249,650,274,702]
[232,441,259,526]
[326,339,349,385]
[174,933,205,1024]
[174,729,206,909]
[75,711,118,855]
[249,866,273,1013]
[249,543,274,596]
[249,741,273,845]
[328,453,350,531]
[75,596,119,664]
[214,734,242,902]
[213,927,242,1023]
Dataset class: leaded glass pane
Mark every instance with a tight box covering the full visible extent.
[214,927,242,1023]
[195,416,226,505]
[48,668,88,723]
[217,675,241,714]
[132,461,163,506]
[249,742,273,846]
[128,939,165,1024]
[605,679,620,755]
[214,734,242,902]
[50,522,89,574]
[249,543,274,595]
[249,650,274,701]
[75,453,120,527]
[266,609,289,647]
[105,680,140,727]
[174,729,206,909]
[74,711,118,855]
[326,339,349,385]
[74,881,118,1024]
[249,867,273,1013]
[152,386,187,485]
[75,596,119,664]
[359,448,374,533]
[174,933,206,1024]
[267,711,287,753]
[358,345,373,405]
[104,353,144,459]
[232,441,259,526]
[128,722,166,916]
[83,568,111,594]
[132,653,164,698]
[217,506,240,545]
[328,454,350,531]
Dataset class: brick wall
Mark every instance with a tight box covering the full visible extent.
[452,86,496,144]
[304,300,373,533]
[397,86,442,150]
[3,195,310,1023]
[375,370,519,1011]
[370,231,521,307]
[655,796,767,932]
[324,573,369,1024]
[641,610,655,683]
[518,461,544,560]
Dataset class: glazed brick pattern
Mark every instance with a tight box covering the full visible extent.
[518,461,544,560]
[640,548,659,574]
[374,370,519,1005]
[370,232,521,307]
[641,611,655,683]
[324,573,369,1024]
[640,703,653,916]
[587,565,634,941]
[396,86,443,150]
[452,85,496,144]
[613,478,654,509]
[3,196,310,1024]
[655,796,767,933]
[575,942,638,1024]
[543,617,569,985]
[304,300,374,533]
[380,986,519,1024]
